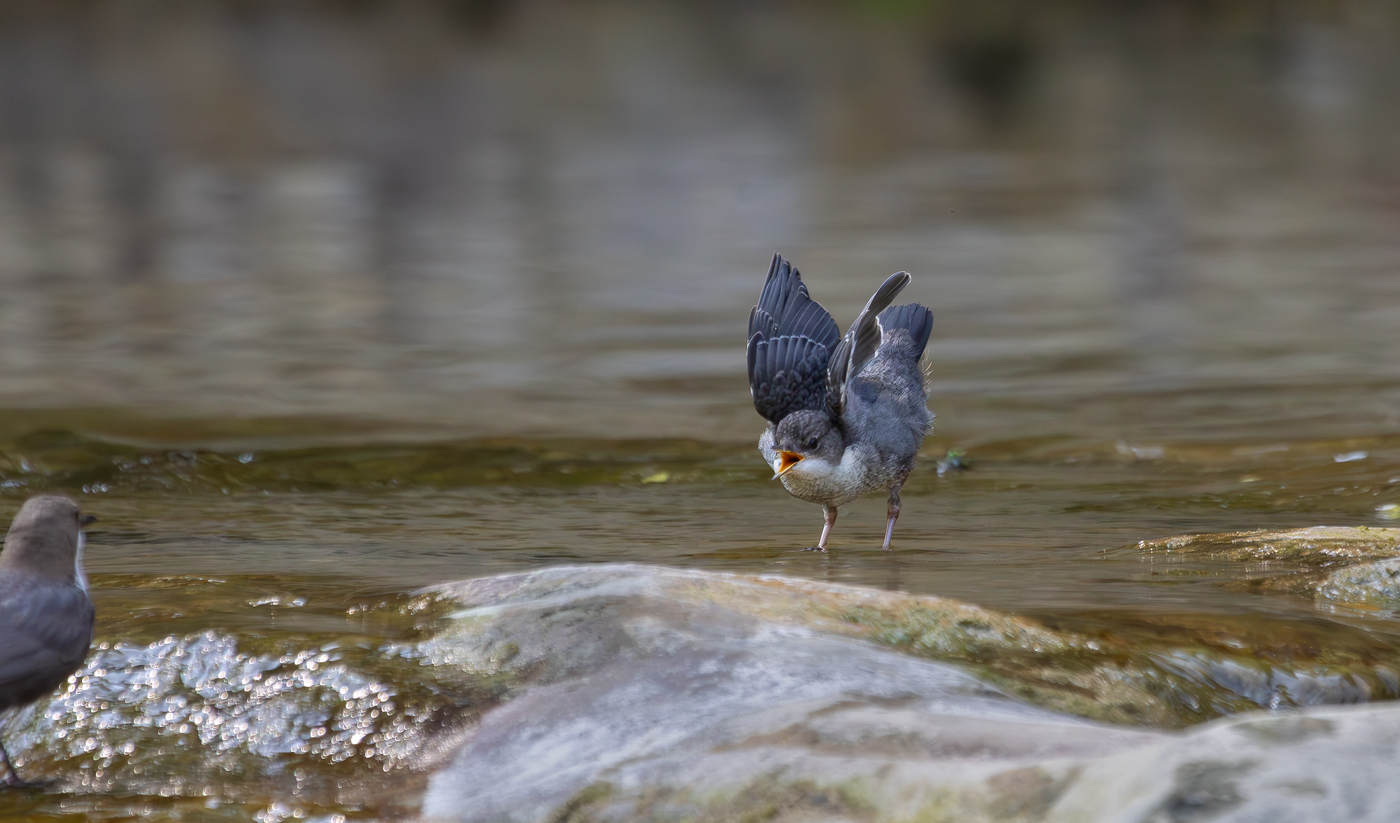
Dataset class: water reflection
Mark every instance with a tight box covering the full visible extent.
[0,1,1393,443]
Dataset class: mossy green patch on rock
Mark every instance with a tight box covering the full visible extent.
[420,566,1400,823]
[656,572,1397,728]
[541,770,1085,823]
[428,563,1400,730]
[1115,526,1400,610]
[1131,527,1400,564]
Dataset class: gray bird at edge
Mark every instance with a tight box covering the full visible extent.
[0,495,96,788]
[748,254,934,551]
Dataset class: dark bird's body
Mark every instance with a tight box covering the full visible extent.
[0,495,95,788]
[748,255,933,550]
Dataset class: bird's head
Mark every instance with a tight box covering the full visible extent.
[772,410,845,478]
[0,495,96,584]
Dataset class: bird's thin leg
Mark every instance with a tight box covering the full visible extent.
[812,505,838,551]
[882,484,902,550]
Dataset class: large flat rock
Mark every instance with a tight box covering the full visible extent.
[413,564,1400,823]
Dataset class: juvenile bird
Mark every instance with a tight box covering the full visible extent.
[747,254,933,551]
[0,495,96,788]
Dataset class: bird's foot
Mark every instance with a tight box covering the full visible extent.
[801,546,828,553]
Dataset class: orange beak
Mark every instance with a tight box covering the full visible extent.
[773,450,804,478]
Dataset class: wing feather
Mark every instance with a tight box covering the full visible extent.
[747,254,841,424]
[826,271,911,415]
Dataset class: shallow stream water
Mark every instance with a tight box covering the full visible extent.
[1,1,1399,819]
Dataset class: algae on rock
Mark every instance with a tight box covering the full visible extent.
[417,563,1400,823]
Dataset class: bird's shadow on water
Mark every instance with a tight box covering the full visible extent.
[785,545,907,592]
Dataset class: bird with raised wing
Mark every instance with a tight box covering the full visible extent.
[747,254,934,551]
[0,495,96,788]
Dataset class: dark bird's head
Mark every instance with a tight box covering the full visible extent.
[771,410,846,479]
[0,495,95,585]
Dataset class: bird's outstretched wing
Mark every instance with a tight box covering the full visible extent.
[825,271,911,415]
[747,254,841,424]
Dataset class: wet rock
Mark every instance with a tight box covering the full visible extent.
[418,564,1400,729]
[1130,526,1400,602]
[0,579,476,809]
[416,565,1156,823]
[1133,526,1400,565]
[1050,707,1400,823]
[416,564,1400,823]
[1317,557,1400,609]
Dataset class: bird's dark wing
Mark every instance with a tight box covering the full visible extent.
[878,302,934,359]
[0,578,94,711]
[826,271,910,415]
[747,254,841,424]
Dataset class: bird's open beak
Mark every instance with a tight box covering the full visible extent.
[772,450,804,479]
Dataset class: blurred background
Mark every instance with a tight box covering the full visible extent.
[0,0,1395,444]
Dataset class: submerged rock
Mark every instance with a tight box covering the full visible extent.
[416,564,1400,823]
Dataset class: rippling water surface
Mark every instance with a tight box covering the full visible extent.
[1,0,1400,819]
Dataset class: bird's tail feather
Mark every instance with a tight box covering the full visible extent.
[878,303,934,359]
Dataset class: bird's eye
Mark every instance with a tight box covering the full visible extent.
[806,436,819,449]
